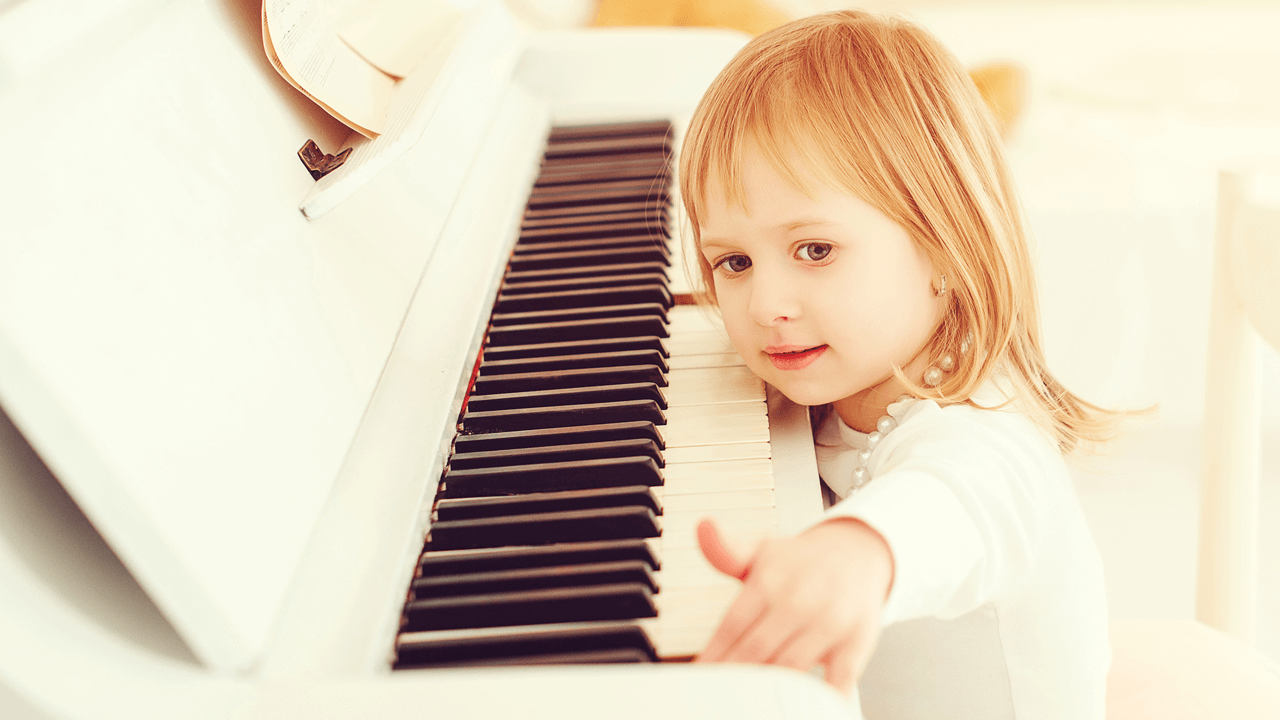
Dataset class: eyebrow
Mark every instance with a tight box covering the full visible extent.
[696,215,834,249]
[699,218,835,250]
[776,218,832,231]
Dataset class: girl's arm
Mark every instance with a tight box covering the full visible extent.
[695,517,895,695]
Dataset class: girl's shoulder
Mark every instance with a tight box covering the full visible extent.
[881,387,1066,476]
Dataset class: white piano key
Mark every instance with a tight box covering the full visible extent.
[659,488,776,513]
[662,506,776,533]
[664,331,739,357]
[666,367,766,406]
[663,442,771,464]
[665,474,775,496]
[665,401,767,424]
[663,412,770,448]
[668,309,727,334]
[666,352,746,370]
[660,522,776,551]
[654,586,740,624]
[653,585,742,658]
[664,457,773,482]
[654,558,739,590]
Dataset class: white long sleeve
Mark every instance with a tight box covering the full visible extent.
[813,397,1109,720]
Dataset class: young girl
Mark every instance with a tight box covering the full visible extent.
[679,10,1115,719]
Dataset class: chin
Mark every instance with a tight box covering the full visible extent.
[760,376,845,409]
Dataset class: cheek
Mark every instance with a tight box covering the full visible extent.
[711,280,756,348]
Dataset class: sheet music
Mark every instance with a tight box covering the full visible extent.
[262,0,396,137]
[329,0,483,79]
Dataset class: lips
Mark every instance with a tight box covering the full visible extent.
[766,344,828,371]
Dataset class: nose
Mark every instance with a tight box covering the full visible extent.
[747,265,802,327]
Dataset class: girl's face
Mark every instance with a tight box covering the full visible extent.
[698,146,943,429]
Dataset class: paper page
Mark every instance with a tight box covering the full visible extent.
[263,0,397,137]
[327,0,483,79]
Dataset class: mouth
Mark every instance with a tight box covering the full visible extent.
[765,344,828,371]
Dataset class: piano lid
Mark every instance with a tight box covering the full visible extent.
[0,0,530,672]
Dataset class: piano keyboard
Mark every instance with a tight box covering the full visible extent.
[393,121,778,670]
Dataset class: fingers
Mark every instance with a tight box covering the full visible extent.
[696,518,751,580]
[823,623,881,697]
[694,518,888,697]
[698,583,768,662]
[769,622,837,671]
[825,640,860,697]
[707,598,803,665]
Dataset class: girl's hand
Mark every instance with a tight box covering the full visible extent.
[695,517,895,695]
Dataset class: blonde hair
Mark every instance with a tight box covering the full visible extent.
[679,10,1123,452]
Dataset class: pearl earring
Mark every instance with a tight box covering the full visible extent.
[935,274,947,297]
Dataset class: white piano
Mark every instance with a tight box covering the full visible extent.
[0,1,853,717]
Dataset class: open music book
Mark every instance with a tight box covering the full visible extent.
[262,0,484,136]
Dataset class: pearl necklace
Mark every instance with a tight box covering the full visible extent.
[841,344,962,495]
[849,395,911,492]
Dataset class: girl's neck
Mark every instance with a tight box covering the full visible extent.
[832,352,934,433]
[832,378,907,433]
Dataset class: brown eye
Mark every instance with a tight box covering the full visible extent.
[716,254,752,273]
[797,242,833,262]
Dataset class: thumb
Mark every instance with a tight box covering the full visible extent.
[697,518,752,580]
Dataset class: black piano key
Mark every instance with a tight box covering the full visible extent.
[541,136,671,160]
[412,561,658,600]
[480,349,669,376]
[519,198,665,221]
[481,336,668,362]
[491,284,675,312]
[485,316,668,346]
[442,438,660,471]
[525,189,670,212]
[394,621,657,669]
[461,399,665,433]
[536,151,668,171]
[435,485,662,519]
[532,172,669,197]
[453,421,664,454]
[528,181,670,203]
[507,246,670,272]
[520,217,667,238]
[419,539,660,575]
[466,383,666,412]
[540,151,670,171]
[470,365,666,395]
[547,120,672,142]
[398,645,653,669]
[394,121,679,671]
[403,582,658,631]
[523,201,666,225]
[448,438,663,471]
[504,261,669,284]
[427,506,660,550]
[498,272,670,296]
[490,302,669,327]
[512,236,670,257]
[441,456,663,497]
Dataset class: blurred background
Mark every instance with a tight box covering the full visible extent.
[508,0,1280,664]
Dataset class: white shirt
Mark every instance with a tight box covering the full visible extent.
[814,394,1110,720]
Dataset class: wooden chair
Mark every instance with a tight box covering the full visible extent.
[1107,169,1280,718]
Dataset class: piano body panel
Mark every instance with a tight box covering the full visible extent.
[766,385,827,535]
[259,83,555,680]
[0,0,537,672]
[0,0,849,716]
[247,665,856,720]
[516,25,751,125]
[0,403,250,720]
